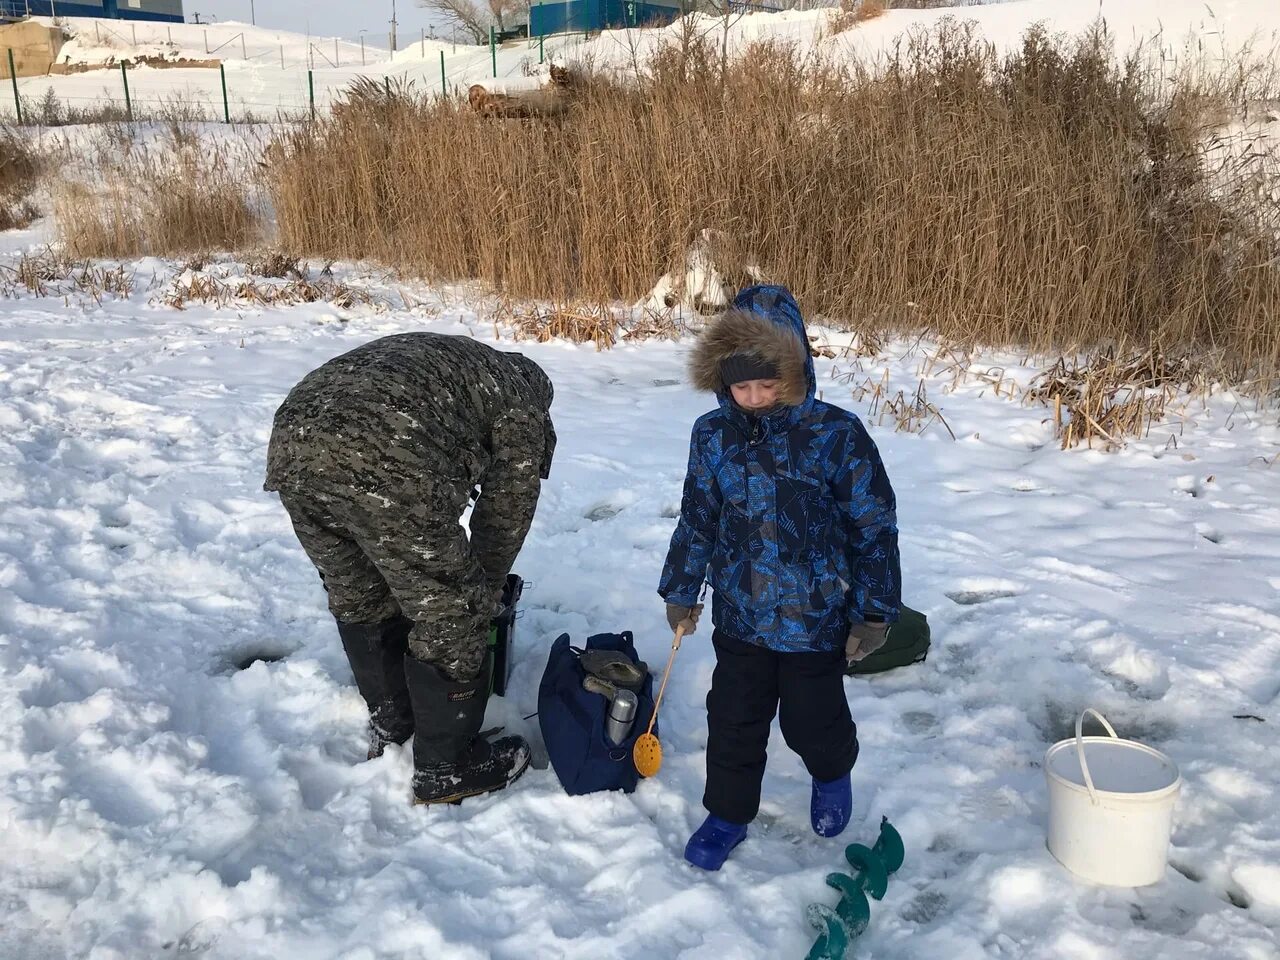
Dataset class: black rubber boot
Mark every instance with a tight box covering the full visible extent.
[404,652,531,805]
[337,616,415,760]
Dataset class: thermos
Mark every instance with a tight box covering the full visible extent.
[605,689,638,745]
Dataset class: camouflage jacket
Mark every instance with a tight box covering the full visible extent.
[265,332,556,589]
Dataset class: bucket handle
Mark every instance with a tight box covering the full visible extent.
[1075,708,1118,806]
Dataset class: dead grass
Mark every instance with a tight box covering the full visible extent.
[887,0,983,7]
[0,128,40,229]
[0,247,135,301]
[853,370,957,438]
[621,307,687,342]
[265,22,1280,394]
[830,0,886,34]
[493,299,619,350]
[53,138,258,258]
[158,269,381,311]
[21,89,216,126]
[246,249,307,279]
[1025,349,1213,450]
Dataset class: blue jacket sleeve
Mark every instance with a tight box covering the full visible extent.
[833,419,901,624]
[658,423,721,606]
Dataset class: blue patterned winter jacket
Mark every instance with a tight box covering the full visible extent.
[658,285,901,653]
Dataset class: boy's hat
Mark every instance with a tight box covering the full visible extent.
[688,306,808,407]
[720,352,779,386]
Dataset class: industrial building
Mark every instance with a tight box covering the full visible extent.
[1,0,183,23]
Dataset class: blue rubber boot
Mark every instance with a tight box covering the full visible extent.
[684,814,748,871]
[810,773,852,838]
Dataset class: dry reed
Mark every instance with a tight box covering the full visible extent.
[52,133,259,258]
[265,22,1280,393]
[158,270,381,311]
[0,248,135,302]
[829,0,886,34]
[0,129,40,229]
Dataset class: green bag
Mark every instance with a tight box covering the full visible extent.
[846,605,930,676]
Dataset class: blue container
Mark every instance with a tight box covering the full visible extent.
[531,0,682,36]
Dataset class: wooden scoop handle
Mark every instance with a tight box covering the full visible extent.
[644,623,686,738]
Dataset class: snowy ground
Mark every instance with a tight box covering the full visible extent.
[1,241,1279,959]
[1,5,1279,957]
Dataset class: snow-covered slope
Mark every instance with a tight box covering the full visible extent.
[6,0,1279,121]
[50,16,388,70]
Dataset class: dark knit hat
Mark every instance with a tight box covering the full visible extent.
[720,352,778,387]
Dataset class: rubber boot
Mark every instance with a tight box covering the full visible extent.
[810,772,852,838]
[684,814,748,871]
[404,651,530,805]
[337,616,414,760]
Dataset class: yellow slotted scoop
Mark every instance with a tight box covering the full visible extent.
[633,622,686,778]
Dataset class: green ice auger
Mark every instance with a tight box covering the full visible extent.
[805,817,904,960]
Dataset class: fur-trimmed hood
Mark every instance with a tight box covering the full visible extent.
[689,285,814,411]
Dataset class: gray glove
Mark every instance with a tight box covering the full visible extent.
[846,620,888,663]
[665,602,703,636]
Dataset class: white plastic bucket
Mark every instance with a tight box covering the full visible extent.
[1044,708,1181,887]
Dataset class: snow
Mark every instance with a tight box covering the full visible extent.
[0,2,1278,957]
[48,16,389,69]
[8,0,1280,120]
[1,242,1278,958]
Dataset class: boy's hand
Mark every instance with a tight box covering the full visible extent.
[846,621,888,663]
[666,603,704,636]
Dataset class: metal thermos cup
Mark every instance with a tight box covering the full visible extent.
[605,689,638,745]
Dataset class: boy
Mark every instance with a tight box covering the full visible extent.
[659,286,900,870]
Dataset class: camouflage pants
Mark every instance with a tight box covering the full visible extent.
[278,485,495,682]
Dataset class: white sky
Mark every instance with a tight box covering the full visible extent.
[193,0,464,48]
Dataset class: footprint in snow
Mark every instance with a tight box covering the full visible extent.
[1195,523,1222,544]
[902,710,938,734]
[1033,700,1176,746]
[901,889,949,925]
[585,502,624,522]
[96,506,135,550]
[944,587,1022,605]
[215,646,293,673]
[1170,860,1254,912]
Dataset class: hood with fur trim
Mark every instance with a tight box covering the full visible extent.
[688,285,814,411]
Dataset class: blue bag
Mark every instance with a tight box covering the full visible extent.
[537,631,657,796]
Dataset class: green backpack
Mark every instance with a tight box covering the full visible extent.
[846,605,931,676]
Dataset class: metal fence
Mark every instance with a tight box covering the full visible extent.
[0,32,594,125]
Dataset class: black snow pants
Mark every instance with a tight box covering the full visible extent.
[703,630,859,825]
